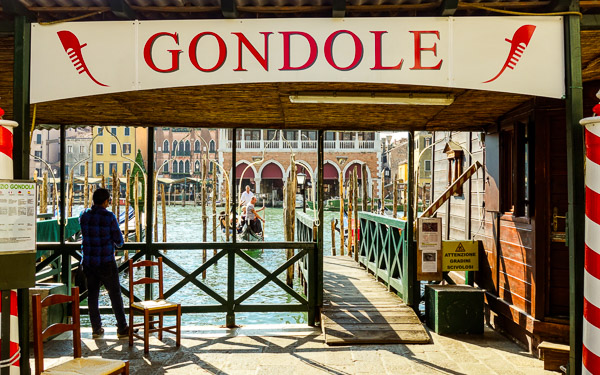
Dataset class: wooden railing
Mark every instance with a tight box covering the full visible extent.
[37,240,320,326]
[358,212,417,307]
[296,212,317,298]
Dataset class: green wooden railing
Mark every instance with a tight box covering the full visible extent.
[37,240,320,326]
[358,212,417,308]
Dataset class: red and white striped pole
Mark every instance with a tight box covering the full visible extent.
[581,96,600,375]
[0,107,21,375]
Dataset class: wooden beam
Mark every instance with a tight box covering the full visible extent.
[438,0,457,16]
[0,0,34,19]
[582,14,600,30]
[332,0,345,18]
[547,0,571,11]
[221,0,237,19]
[109,0,137,19]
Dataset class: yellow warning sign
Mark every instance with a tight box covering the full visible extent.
[442,240,479,271]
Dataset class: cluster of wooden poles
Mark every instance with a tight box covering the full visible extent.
[37,159,223,280]
[330,165,406,258]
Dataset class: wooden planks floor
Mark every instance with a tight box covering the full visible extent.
[321,256,430,345]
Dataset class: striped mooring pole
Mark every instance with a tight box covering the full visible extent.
[0,107,21,375]
[581,95,600,374]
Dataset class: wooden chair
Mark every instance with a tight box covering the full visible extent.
[32,286,129,375]
[128,257,181,353]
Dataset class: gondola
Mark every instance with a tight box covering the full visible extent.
[218,211,264,257]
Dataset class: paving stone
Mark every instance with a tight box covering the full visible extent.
[31,325,557,375]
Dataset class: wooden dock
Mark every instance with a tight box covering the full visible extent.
[321,256,430,345]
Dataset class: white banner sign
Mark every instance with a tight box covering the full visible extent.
[0,181,36,253]
[30,17,565,103]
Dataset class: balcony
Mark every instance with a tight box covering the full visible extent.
[222,139,380,152]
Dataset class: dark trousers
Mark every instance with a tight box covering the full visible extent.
[83,261,127,331]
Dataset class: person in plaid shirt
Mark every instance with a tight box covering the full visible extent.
[80,188,130,338]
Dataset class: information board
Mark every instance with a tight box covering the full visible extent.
[442,240,480,271]
[0,180,37,253]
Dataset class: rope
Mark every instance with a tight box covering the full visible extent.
[462,4,582,18]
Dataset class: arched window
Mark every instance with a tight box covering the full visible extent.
[194,140,201,153]
[185,160,190,174]
[184,140,190,156]
[172,161,178,173]
[164,162,169,173]
[163,140,169,152]
[179,161,184,173]
[178,141,185,156]
[209,161,214,173]
[209,140,215,152]
[172,140,178,155]
[195,161,200,172]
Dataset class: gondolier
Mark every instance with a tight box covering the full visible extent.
[246,196,265,234]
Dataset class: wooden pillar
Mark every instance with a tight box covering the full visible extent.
[361,164,368,212]
[134,174,140,243]
[565,6,585,373]
[393,179,398,218]
[40,171,48,214]
[212,170,217,256]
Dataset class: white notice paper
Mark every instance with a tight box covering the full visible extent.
[422,250,438,273]
[0,181,37,253]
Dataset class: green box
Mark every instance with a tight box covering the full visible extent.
[425,284,484,334]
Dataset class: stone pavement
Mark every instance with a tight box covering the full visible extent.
[32,324,558,374]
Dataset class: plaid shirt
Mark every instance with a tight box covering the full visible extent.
[79,205,124,267]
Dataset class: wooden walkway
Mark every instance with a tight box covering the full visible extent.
[321,256,430,345]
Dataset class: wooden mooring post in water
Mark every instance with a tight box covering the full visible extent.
[347,175,353,258]
[339,174,345,256]
[393,179,398,219]
[40,171,48,214]
[84,162,89,209]
[283,158,296,286]
[67,173,74,217]
[201,158,207,279]
[161,184,167,250]
[353,168,359,262]
[134,174,140,243]
[331,220,336,256]
[212,170,217,257]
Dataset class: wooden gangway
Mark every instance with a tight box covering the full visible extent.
[321,256,430,345]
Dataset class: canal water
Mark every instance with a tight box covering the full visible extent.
[82,205,344,328]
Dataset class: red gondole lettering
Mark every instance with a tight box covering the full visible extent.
[370,31,403,71]
[324,30,363,71]
[232,32,273,72]
[279,31,318,71]
[189,32,227,72]
[410,30,443,70]
[143,32,182,73]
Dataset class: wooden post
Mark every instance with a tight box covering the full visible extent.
[134,174,140,243]
[161,184,167,246]
[331,220,336,256]
[283,159,296,286]
[347,175,353,257]
[124,169,130,246]
[225,178,230,242]
[339,175,345,256]
[154,172,158,243]
[361,164,368,212]
[84,162,89,209]
[40,171,48,214]
[88,185,93,209]
[212,170,217,256]
[101,174,105,189]
[393,179,398,219]
[67,173,74,217]
[380,173,385,215]
[353,168,359,262]
[112,169,118,213]
[182,182,186,207]
[202,158,207,279]
[371,184,375,213]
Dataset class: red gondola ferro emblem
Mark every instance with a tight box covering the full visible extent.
[57,30,109,87]
[483,25,536,83]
